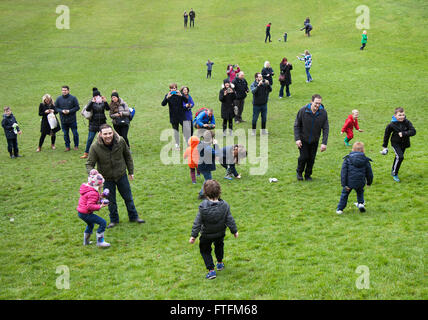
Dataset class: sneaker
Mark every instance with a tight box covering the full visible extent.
[216,262,225,271]
[36,147,41,152]
[297,172,304,181]
[129,218,145,223]
[224,174,233,180]
[261,129,269,135]
[251,130,256,136]
[10,155,15,159]
[354,203,366,212]
[206,270,216,279]
[392,175,400,182]
[174,144,180,151]
[336,210,343,215]
[107,222,118,229]
[279,96,283,99]
[51,145,56,150]
[304,176,313,181]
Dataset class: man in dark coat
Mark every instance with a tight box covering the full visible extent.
[161,83,188,150]
[189,8,195,27]
[294,94,329,181]
[265,22,272,42]
[250,72,272,135]
[55,85,80,151]
[232,71,249,123]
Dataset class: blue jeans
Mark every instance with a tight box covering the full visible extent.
[85,130,97,153]
[62,121,79,148]
[78,212,106,234]
[252,104,267,129]
[279,84,290,97]
[337,187,365,211]
[104,174,139,223]
[305,68,312,81]
[199,171,213,196]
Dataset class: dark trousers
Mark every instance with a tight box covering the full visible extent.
[279,84,290,97]
[221,163,239,177]
[104,174,139,223]
[391,144,406,176]
[6,138,18,156]
[39,132,56,148]
[190,18,194,27]
[360,43,366,50]
[199,236,224,270]
[234,98,245,121]
[297,141,319,177]
[113,124,130,147]
[223,118,233,132]
[252,104,267,129]
[78,212,106,234]
[207,70,212,78]
[337,187,365,210]
[265,32,271,42]
[61,121,79,148]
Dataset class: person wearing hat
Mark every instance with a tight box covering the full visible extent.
[219,79,237,136]
[109,90,131,147]
[80,88,109,159]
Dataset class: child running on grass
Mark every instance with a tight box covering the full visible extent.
[2,106,22,159]
[76,169,110,248]
[336,142,373,215]
[380,107,416,182]
[183,136,201,184]
[341,109,363,146]
[360,30,368,50]
[219,144,247,180]
[189,179,238,280]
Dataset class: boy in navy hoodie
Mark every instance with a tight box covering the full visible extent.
[197,130,219,199]
[381,107,416,182]
[336,142,373,214]
[2,106,22,158]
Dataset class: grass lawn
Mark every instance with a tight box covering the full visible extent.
[0,0,427,299]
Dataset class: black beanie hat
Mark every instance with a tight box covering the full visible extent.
[92,87,101,97]
[111,91,119,99]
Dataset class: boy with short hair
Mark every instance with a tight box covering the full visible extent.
[381,107,416,182]
[189,180,238,279]
[341,109,363,146]
[336,142,373,215]
[2,106,22,158]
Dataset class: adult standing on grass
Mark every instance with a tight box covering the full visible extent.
[219,79,237,136]
[265,22,272,42]
[161,83,188,150]
[189,8,195,27]
[55,85,80,152]
[109,91,131,148]
[297,50,313,82]
[37,94,61,152]
[278,57,293,98]
[294,94,329,181]
[86,124,144,228]
[232,71,249,123]
[80,88,109,159]
[184,11,188,28]
[206,59,214,79]
[261,61,274,86]
[250,72,271,136]
[181,86,195,144]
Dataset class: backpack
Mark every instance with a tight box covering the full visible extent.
[194,107,208,119]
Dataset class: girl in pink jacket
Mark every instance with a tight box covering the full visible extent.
[76,169,110,248]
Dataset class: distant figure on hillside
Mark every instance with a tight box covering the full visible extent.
[206,60,214,78]
[300,17,312,37]
[297,50,313,82]
[184,11,188,28]
[189,8,195,27]
[265,22,272,42]
[360,30,368,50]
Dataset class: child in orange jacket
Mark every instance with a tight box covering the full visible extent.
[341,109,363,146]
[184,136,201,184]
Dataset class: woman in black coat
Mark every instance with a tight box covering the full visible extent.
[37,94,61,152]
[81,87,109,158]
[219,79,237,136]
[279,57,293,98]
[261,61,274,86]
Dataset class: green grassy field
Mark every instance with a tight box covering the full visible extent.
[0,0,427,299]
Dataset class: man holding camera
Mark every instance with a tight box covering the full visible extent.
[250,72,272,135]
[232,71,249,124]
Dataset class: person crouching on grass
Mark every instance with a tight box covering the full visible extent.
[189,180,238,280]
[336,142,373,215]
[219,144,247,180]
[76,169,110,248]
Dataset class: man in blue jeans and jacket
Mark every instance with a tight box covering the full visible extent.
[55,85,80,151]
[250,72,271,136]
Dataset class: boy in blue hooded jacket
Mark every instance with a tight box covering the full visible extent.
[336,142,373,214]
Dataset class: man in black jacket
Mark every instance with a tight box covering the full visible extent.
[189,8,195,27]
[55,85,80,151]
[250,72,272,135]
[232,71,249,123]
[294,94,329,180]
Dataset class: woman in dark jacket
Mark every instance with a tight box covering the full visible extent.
[279,57,293,98]
[261,61,274,86]
[80,87,109,158]
[109,91,131,147]
[37,94,61,152]
[219,79,237,136]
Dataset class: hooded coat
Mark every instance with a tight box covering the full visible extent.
[76,184,101,214]
[341,151,373,189]
[2,113,20,139]
[183,136,200,169]
[382,116,416,149]
[191,199,238,239]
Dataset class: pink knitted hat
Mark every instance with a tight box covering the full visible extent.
[88,169,105,187]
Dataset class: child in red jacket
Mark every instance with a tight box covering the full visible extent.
[341,109,363,146]
[76,169,110,248]
[183,136,201,184]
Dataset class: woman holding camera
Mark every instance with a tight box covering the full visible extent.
[109,91,131,148]
[219,79,237,136]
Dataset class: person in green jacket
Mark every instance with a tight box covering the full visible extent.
[360,30,368,50]
[86,124,144,228]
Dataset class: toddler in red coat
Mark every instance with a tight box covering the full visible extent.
[76,169,110,248]
[341,109,363,146]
